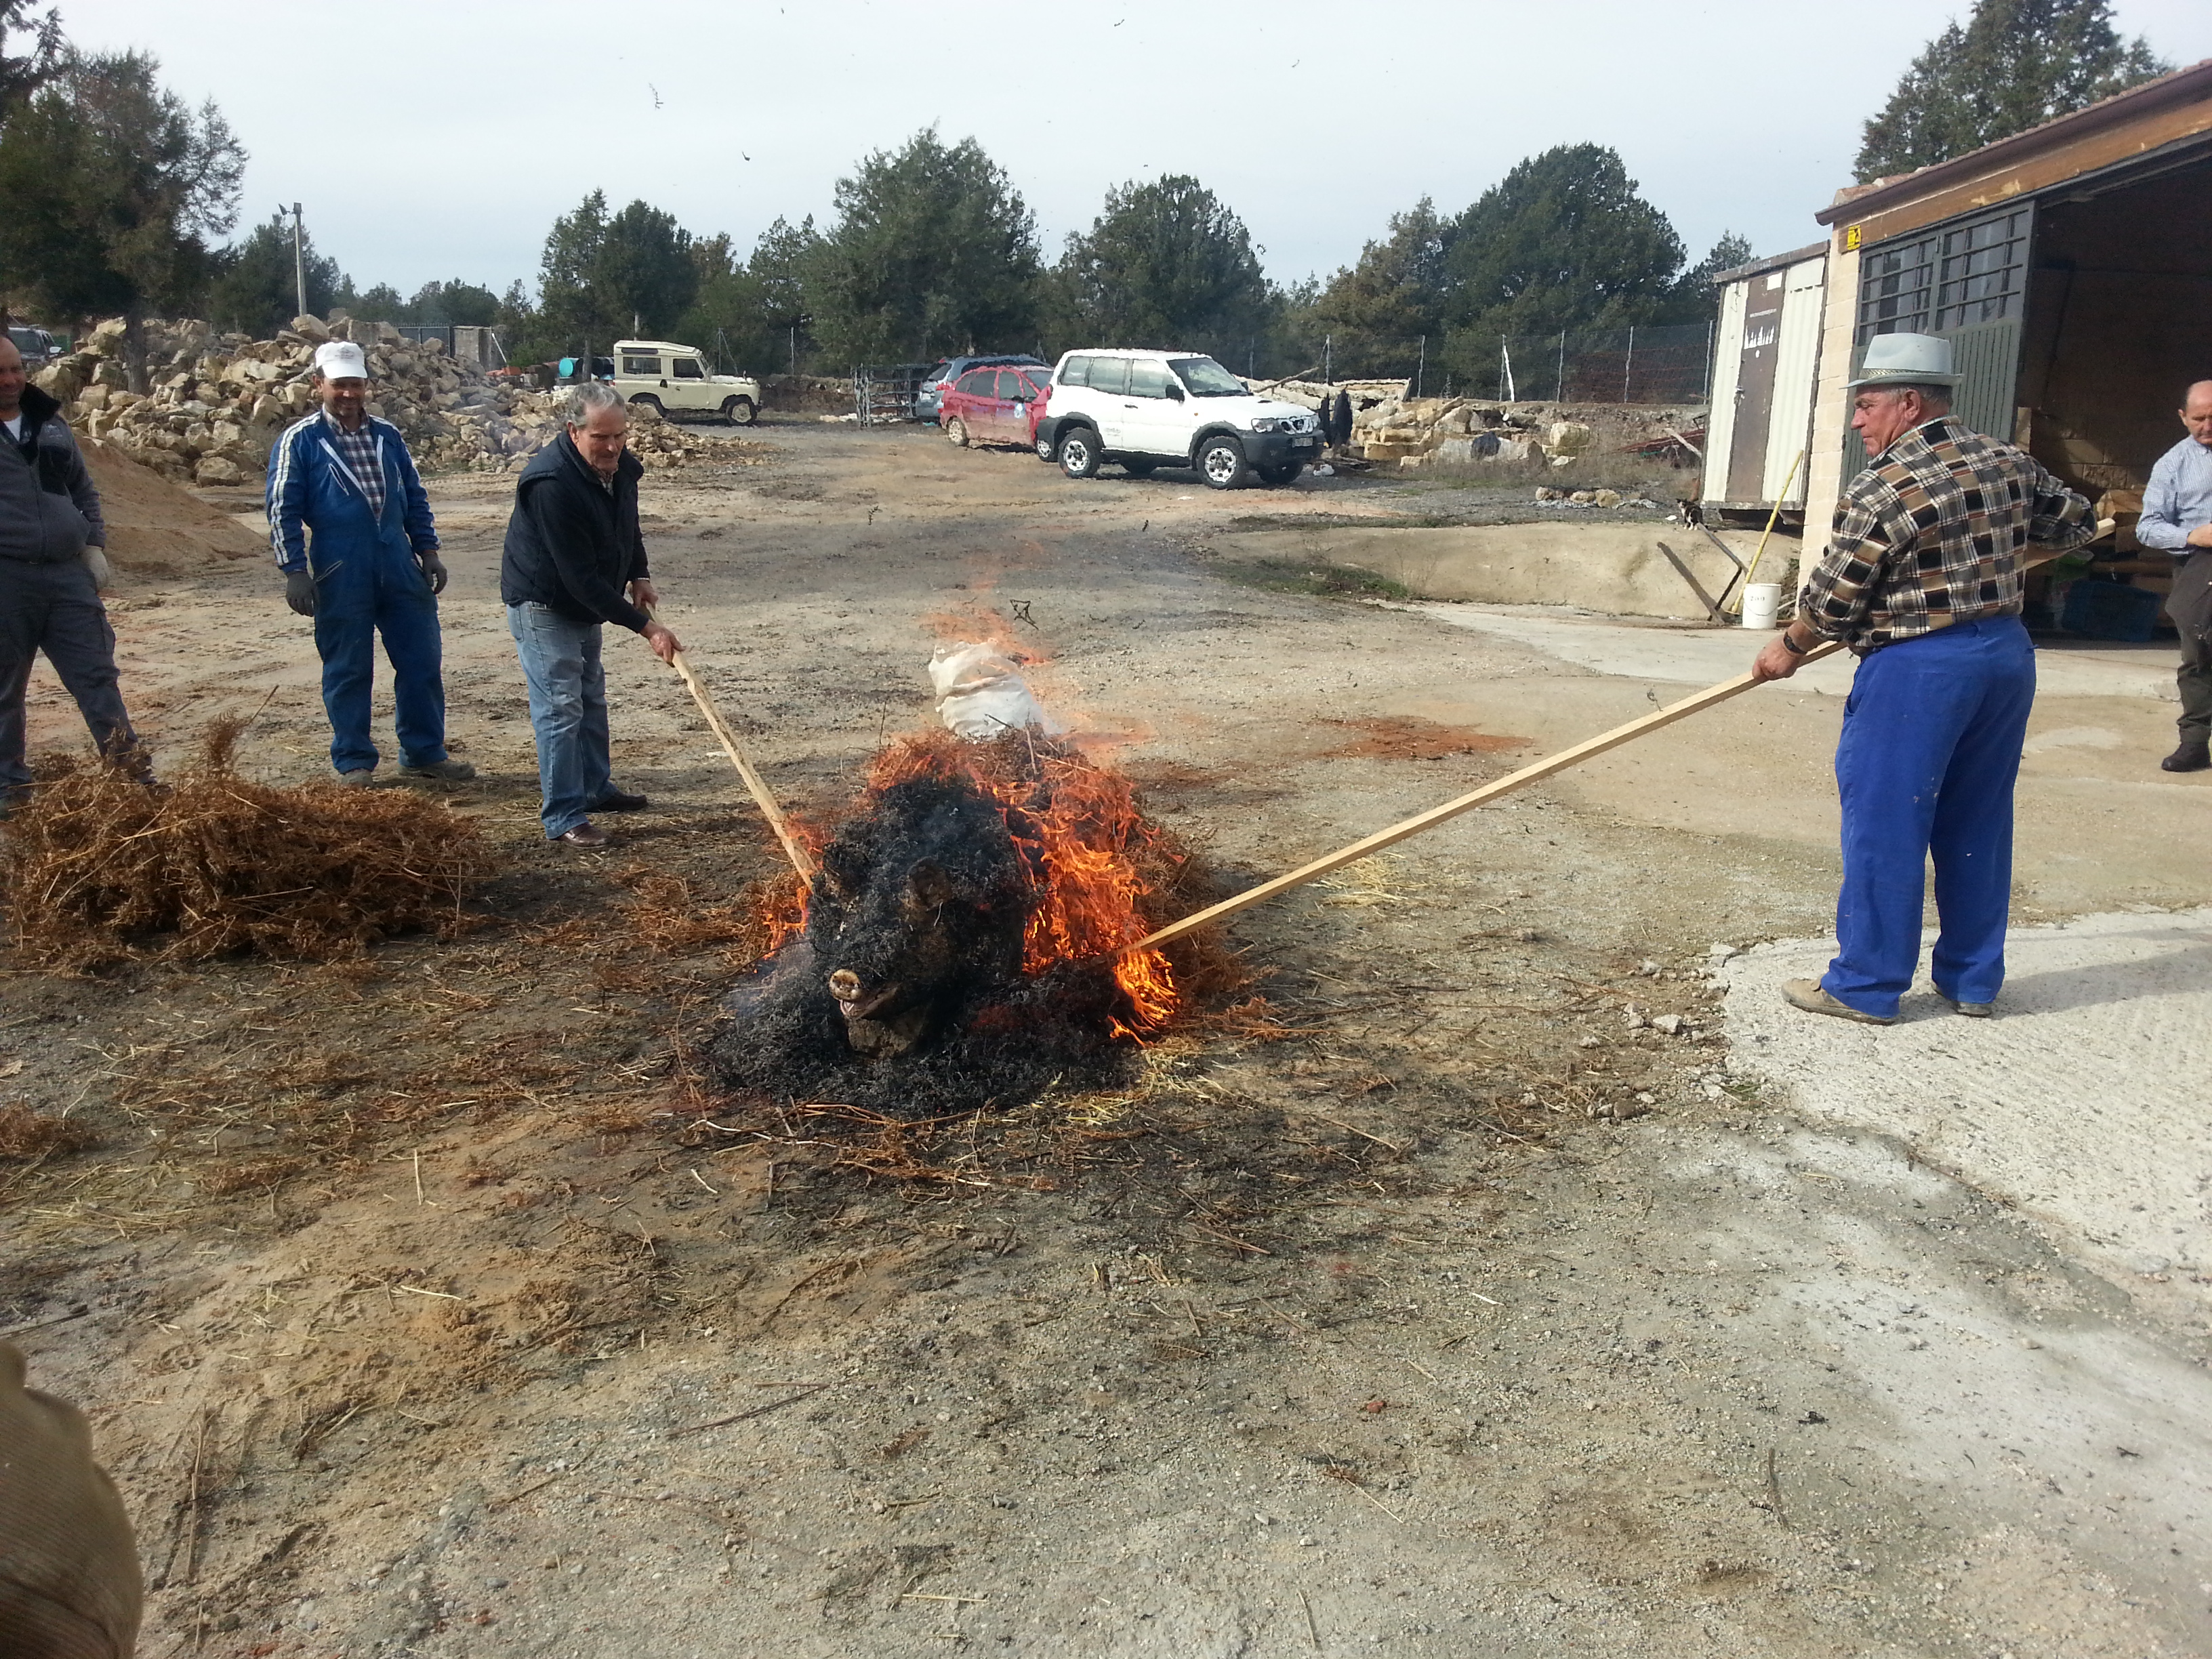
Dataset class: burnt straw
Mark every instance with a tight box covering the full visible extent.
[707,731,1237,1118]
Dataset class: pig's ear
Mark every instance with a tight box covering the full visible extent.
[905,860,955,912]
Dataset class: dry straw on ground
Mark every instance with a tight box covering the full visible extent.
[3,718,489,970]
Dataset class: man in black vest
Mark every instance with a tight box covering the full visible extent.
[499,383,681,847]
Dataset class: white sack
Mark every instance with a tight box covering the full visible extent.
[929,642,1059,740]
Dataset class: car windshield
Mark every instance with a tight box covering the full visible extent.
[1170,357,1247,396]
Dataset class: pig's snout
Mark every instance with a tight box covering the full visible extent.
[827,967,901,1021]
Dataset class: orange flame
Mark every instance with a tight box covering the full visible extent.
[867,735,1178,1040]
[752,729,1179,1042]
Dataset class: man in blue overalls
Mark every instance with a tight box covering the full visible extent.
[267,340,472,785]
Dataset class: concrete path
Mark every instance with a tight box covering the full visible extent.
[1400,600,2183,701]
[1720,909,2212,1304]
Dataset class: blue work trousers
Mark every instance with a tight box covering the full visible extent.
[508,603,612,839]
[311,539,447,775]
[1824,615,2036,1019]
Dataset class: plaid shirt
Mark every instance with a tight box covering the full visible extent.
[1800,417,2093,653]
[322,408,386,521]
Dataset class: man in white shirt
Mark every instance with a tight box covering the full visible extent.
[2137,380,2212,773]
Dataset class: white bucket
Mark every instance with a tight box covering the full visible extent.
[1740,583,1783,630]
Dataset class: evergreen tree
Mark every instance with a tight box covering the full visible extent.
[206,209,346,335]
[536,190,697,350]
[1058,174,1275,357]
[0,0,64,118]
[1856,0,2169,181]
[1442,144,1687,344]
[1663,230,1754,320]
[406,278,500,327]
[1303,197,1456,377]
[808,129,1039,365]
[0,48,245,388]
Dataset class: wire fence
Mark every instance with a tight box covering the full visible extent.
[1298,323,1715,405]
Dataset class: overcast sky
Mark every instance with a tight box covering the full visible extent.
[74,0,2212,302]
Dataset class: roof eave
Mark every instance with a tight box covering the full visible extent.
[1816,57,2212,226]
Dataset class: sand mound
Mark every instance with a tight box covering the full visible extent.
[80,438,264,573]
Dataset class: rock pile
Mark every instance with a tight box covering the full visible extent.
[1250,377,1704,473]
[31,312,756,489]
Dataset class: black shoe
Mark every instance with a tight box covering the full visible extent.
[2160,742,2210,773]
[591,787,650,812]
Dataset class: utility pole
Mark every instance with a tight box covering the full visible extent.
[291,203,307,319]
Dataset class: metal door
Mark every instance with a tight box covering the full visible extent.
[1725,270,1787,501]
[1940,317,2023,443]
[1850,202,2031,457]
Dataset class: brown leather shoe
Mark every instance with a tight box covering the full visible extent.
[1781,977,1896,1026]
[555,821,610,848]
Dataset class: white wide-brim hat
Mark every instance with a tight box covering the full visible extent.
[1847,331,1957,389]
[313,341,369,381]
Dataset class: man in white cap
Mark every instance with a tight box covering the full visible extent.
[2135,378,2212,773]
[266,338,472,785]
[1750,331,2094,1024]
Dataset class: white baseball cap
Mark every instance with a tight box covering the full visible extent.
[313,340,369,381]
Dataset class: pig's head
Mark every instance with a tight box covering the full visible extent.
[805,778,1031,1059]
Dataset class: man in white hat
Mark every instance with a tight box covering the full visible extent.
[1750,331,2095,1025]
[2135,379,2212,773]
[266,337,472,785]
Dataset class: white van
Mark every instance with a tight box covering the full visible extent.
[611,339,763,426]
[1034,348,1324,488]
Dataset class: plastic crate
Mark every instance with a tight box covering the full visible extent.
[2060,577,2163,643]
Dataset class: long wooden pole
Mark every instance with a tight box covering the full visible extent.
[1728,449,1807,614]
[650,610,815,886]
[1126,645,1847,954]
[1128,534,2106,956]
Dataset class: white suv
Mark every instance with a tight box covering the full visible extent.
[1036,349,1324,488]
[613,338,763,426]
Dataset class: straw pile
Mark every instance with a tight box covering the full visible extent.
[3,721,489,970]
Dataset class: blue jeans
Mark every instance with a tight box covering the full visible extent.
[311,535,447,775]
[1824,615,2036,1019]
[508,603,612,839]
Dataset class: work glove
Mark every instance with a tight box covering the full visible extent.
[417,550,448,594]
[285,569,317,617]
[81,547,112,592]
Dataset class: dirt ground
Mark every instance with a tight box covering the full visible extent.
[3,422,2208,1658]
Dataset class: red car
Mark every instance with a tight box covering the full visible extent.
[940,364,1050,449]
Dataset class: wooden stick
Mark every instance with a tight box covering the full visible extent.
[1127,644,1843,953]
[649,608,815,885]
[1126,539,2101,957]
[1729,449,1807,613]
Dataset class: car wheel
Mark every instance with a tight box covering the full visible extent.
[1034,432,1057,462]
[946,416,970,448]
[1059,427,1101,479]
[1257,462,1303,485]
[1197,435,1248,489]
[724,396,756,426]
[1123,459,1156,476]
[630,394,664,418]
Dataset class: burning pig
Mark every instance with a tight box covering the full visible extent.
[708,642,1223,1118]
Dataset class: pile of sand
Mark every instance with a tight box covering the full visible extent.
[79,439,263,573]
